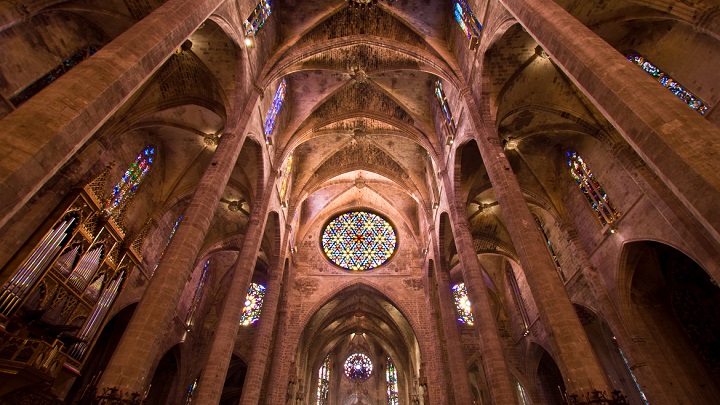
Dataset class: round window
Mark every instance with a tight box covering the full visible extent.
[321,211,397,271]
[344,353,373,379]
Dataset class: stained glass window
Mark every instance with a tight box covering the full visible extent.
[184,377,199,405]
[516,380,529,405]
[244,0,272,36]
[10,45,100,107]
[452,283,475,325]
[386,357,399,405]
[344,353,373,380]
[239,282,266,325]
[263,78,287,138]
[567,151,620,226]
[278,152,294,203]
[613,336,650,405]
[454,0,482,46]
[105,146,155,213]
[506,264,530,333]
[317,355,331,405]
[152,216,182,277]
[321,211,397,271]
[185,259,210,330]
[435,80,457,138]
[533,215,565,281]
[627,52,709,115]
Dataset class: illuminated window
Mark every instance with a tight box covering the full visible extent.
[628,52,709,115]
[10,45,100,106]
[344,353,373,380]
[435,80,457,138]
[613,336,650,405]
[386,357,399,405]
[240,283,266,325]
[184,377,199,405]
[278,152,294,203]
[105,146,155,213]
[454,0,482,48]
[533,215,564,281]
[506,264,530,333]
[264,78,287,138]
[244,0,272,36]
[452,283,474,325]
[152,216,182,277]
[317,355,331,405]
[321,211,397,271]
[567,151,620,226]
[516,380,529,405]
[185,259,210,330]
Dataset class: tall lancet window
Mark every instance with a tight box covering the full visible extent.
[434,80,457,139]
[0,214,78,317]
[152,216,183,277]
[454,0,482,48]
[386,357,399,405]
[317,355,331,405]
[263,78,287,139]
[278,151,294,204]
[239,282,266,325]
[627,52,709,115]
[506,264,530,334]
[244,0,272,36]
[185,259,210,331]
[452,282,475,325]
[533,215,564,281]
[105,145,155,214]
[567,151,620,226]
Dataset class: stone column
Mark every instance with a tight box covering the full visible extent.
[239,228,289,405]
[462,92,610,396]
[0,0,228,230]
[193,182,275,404]
[98,92,259,393]
[442,200,520,405]
[429,254,475,405]
[498,0,720,244]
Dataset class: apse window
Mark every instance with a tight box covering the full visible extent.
[452,283,475,325]
[344,353,373,380]
[321,211,397,271]
[239,283,266,325]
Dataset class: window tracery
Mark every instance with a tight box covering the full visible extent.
[317,355,331,405]
[627,52,709,115]
[240,282,266,325]
[264,78,287,138]
[567,151,620,226]
[452,282,475,325]
[105,145,155,214]
[321,211,396,271]
[344,353,373,380]
[386,357,399,405]
[244,0,272,36]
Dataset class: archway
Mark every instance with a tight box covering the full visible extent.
[145,344,181,405]
[220,355,247,405]
[534,349,565,405]
[624,241,720,403]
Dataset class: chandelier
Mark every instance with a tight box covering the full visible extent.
[566,390,630,405]
[348,0,393,9]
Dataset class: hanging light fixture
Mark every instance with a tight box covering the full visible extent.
[348,0,393,9]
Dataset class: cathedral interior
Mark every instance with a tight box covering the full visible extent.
[0,0,719,404]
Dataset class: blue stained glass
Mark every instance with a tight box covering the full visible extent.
[151,215,182,277]
[628,52,709,115]
[185,259,210,329]
[105,146,155,213]
[386,357,399,405]
[244,0,272,36]
[435,80,457,137]
[454,0,482,40]
[452,283,475,325]
[321,211,396,271]
[567,151,620,226]
[344,353,373,380]
[263,78,287,137]
[240,283,266,325]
